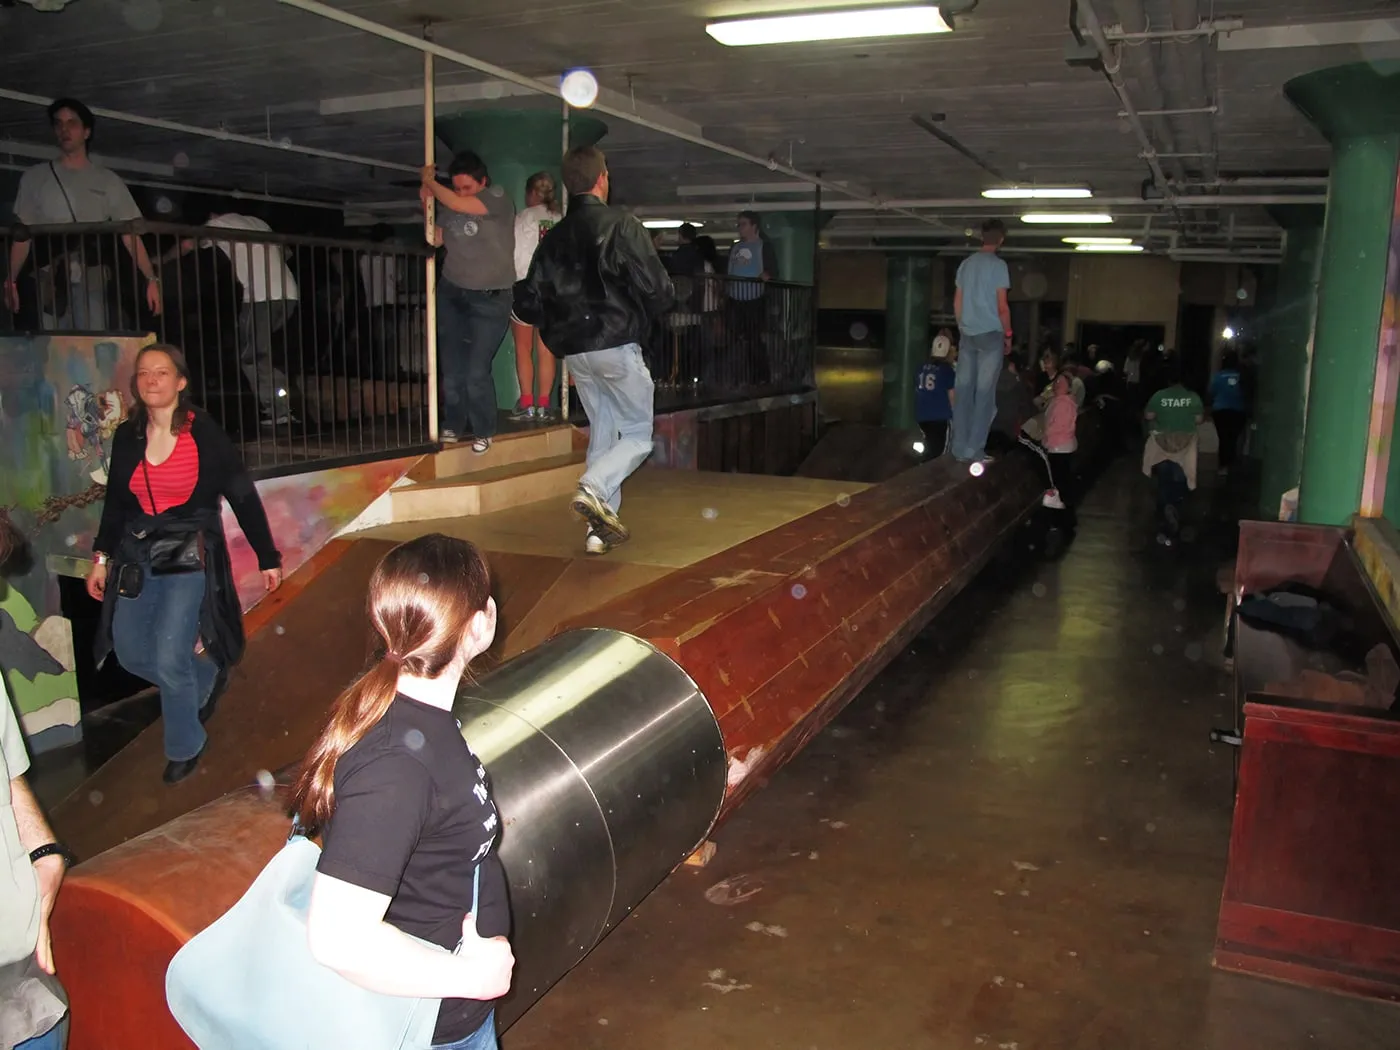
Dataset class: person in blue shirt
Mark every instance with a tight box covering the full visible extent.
[951,218,1013,465]
[1208,350,1247,475]
[916,330,957,458]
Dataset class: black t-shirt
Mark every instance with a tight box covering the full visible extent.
[318,694,510,1044]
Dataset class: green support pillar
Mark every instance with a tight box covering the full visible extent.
[1287,62,1400,525]
[1256,208,1324,520]
[435,110,607,410]
[883,254,933,430]
[758,212,825,285]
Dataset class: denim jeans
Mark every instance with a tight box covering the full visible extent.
[15,1020,64,1050]
[112,565,218,762]
[950,330,1004,461]
[1153,460,1188,531]
[568,343,655,513]
[237,299,296,418]
[437,281,512,438]
[434,1012,497,1050]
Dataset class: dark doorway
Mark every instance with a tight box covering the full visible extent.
[1076,321,1166,370]
[1175,304,1217,394]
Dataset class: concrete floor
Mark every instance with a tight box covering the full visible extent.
[503,465,1400,1050]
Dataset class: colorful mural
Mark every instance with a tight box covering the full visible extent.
[0,333,147,746]
[223,457,416,610]
[0,333,419,748]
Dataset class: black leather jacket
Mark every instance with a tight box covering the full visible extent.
[513,195,675,357]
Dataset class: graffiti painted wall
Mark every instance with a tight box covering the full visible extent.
[0,334,146,747]
[0,333,418,749]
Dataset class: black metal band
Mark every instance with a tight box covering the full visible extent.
[29,842,77,868]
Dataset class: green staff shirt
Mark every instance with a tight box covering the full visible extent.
[1147,384,1203,434]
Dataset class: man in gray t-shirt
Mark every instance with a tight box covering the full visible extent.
[4,97,162,330]
[421,151,517,450]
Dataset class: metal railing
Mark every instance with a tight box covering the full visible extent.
[2,220,434,475]
[651,273,814,400]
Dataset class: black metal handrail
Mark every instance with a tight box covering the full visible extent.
[2,219,434,474]
[651,272,815,398]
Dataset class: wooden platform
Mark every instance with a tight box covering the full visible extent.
[46,453,1044,1050]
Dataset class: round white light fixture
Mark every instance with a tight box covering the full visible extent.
[560,69,600,108]
[912,441,926,455]
[1222,326,1237,340]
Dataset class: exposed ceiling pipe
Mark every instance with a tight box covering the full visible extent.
[1,137,175,177]
[272,0,944,228]
[1080,2,1175,197]
[1175,176,1328,189]
[627,193,1320,216]
[0,160,347,212]
[1171,0,1218,183]
[0,87,422,176]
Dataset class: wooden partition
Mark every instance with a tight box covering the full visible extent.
[1216,520,1400,1002]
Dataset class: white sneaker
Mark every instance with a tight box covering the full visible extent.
[585,530,610,555]
[1042,489,1066,510]
[471,437,492,455]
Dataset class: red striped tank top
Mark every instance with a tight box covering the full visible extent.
[131,426,200,515]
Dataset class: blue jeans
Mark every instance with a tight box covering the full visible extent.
[569,344,655,513]
[16,1018,64,1050]
[112,565,218,762]
[1153,460,1188,531]
[437,281,512,438]
[950,330,1004,461]
[434,1012,497,1050]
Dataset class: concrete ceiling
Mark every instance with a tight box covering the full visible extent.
[1,0,1397,256]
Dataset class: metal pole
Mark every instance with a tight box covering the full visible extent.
[558,96,571,421]
[810,179,822,385]
[423,31,439,443]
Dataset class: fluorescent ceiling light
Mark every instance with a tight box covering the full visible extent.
[1062,236,1133,245]
[983,187,1092,200]
[706,5,952,47]
[642,219,694,229]
[1021,213,1114,224]
[1074,243,1144,253]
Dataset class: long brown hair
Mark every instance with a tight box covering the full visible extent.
[290,534,492,834]
[526,170,561,215]
[129,343,197,435]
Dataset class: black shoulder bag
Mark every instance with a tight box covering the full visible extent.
[141,458,207,575]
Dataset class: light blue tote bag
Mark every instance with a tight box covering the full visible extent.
[166,829,474,1050]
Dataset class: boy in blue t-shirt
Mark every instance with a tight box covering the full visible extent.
[916,331,957,458]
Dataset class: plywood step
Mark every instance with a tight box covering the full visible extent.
[392,452,587,521]
[408,425,575,482]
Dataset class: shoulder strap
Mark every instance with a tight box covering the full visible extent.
[140,455,158,515]
[49,162,79,223]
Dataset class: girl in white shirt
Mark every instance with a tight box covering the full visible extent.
[510,173,563,421]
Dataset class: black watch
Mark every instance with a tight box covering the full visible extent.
[29,842,77,868]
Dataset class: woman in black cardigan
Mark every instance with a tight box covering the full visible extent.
[87,344,282,784]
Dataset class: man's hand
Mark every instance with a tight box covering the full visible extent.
[145,278,162,315]
[33,854,65,975]
[3,280,19,314]
[262,568,283,592]
[421,165,437,187]
[1003,332,1014,356]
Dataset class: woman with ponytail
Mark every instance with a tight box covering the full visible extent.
[509,171,563,421]
[292,534,513,1050]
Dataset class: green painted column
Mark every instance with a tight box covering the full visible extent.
[1255,208,1324,520]
[1288,62,1400,525]
[758,211,826,285]
[883,254,933,429]
[435,110,607,409]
